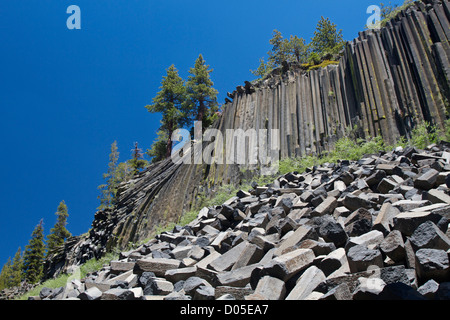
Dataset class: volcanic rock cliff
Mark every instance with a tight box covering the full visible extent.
[44,0,449,279]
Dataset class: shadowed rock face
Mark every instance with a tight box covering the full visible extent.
[43,0,450,279]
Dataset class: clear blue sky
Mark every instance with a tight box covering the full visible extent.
[0,0,405,267]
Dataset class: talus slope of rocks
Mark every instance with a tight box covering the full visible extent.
[36,142,450,300]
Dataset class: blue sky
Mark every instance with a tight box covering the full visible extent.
[0,0,405,267]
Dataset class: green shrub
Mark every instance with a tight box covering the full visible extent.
[409,121,441,149]
[307,52,322,65]
[307,60,340,71]
[445,119,450,142]
[278,135,390,175]
[16,251,119,300]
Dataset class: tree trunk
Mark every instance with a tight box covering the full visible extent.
[166,120,174,159]
[197,100,205,123]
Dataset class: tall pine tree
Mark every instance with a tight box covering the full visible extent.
[146,65,187,160]
[0,258,12,290]
[128,142,147,175]
[46,201,71,255]
[267,30,292,66]
[185,54,218,130]
[98,141,120,210]
[147,130,170,163]
[288,35,310,64]
[22,220,45,284]
[10,247,24,287]
[311,17,345,55]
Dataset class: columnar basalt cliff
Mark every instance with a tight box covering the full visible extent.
[44,0,449,278]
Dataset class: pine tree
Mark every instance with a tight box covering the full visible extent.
[46,201,71,255]
[128,142,148,175]
[185,54,219,129]
[22,220,45,284]
[98,141,120,210]
[267,30,292,66]
[251,57,273,78]
[288,35,310,64]
[147,130,169,163]
[10,247,24,287]
[146,65,187,159]
[116,161,132,183]
[311,17,345,56]
[0,258,12,290]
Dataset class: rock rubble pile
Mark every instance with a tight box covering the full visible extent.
[34,144,450,300]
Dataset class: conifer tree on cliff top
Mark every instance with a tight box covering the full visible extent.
[98,141,120,210]
[128,142,147,175]
[46,200,71,255]
[0,257,12,290]
[10,247,24,287]
[185,54,219,130]
[22,220,45,284]
[146,65,187,160]
[311,16,345,55]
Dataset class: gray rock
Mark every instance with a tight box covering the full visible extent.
[377,178,398,194]
[414,169,439,190]
[138,271,156,287]
[319,248,347,276]
[252,276,286,300]
[274,226,318,256]
[193,285,215,300]
[298,239,336,256]
[319,283,352,300]
[216,264,260,287]
[263,248,315,281]
[134,257,181,277]
[214,286,254,300]
[425,189,450,205]
[39,287,53,300]
[216,294,236,300]
[415,249,450,282]
[208,241,248,272]
[144,278,174,296]
[343,194,376,211]
[318,217,348,247]
[165,267,197,283]
[417,279,440,299]
[352,277,386,300]
[392,200,431,212]
[101,288,135,300]
[346,230,385,251]
[393,211,442,236]
[344,208,373,237]
[232,243,264,270]
[286,266,326,300]
[183,277,212,296]
[164,291,192,300]
[410,221,450,251]
[78,287,102,301]
[373,203,400,235]
[347,245,384,273]
[110,260,136,274]
[311,196,338,217]
[380,230,406,262]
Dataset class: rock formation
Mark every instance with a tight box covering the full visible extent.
[32,142,450,300]
[43,0,449,281]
